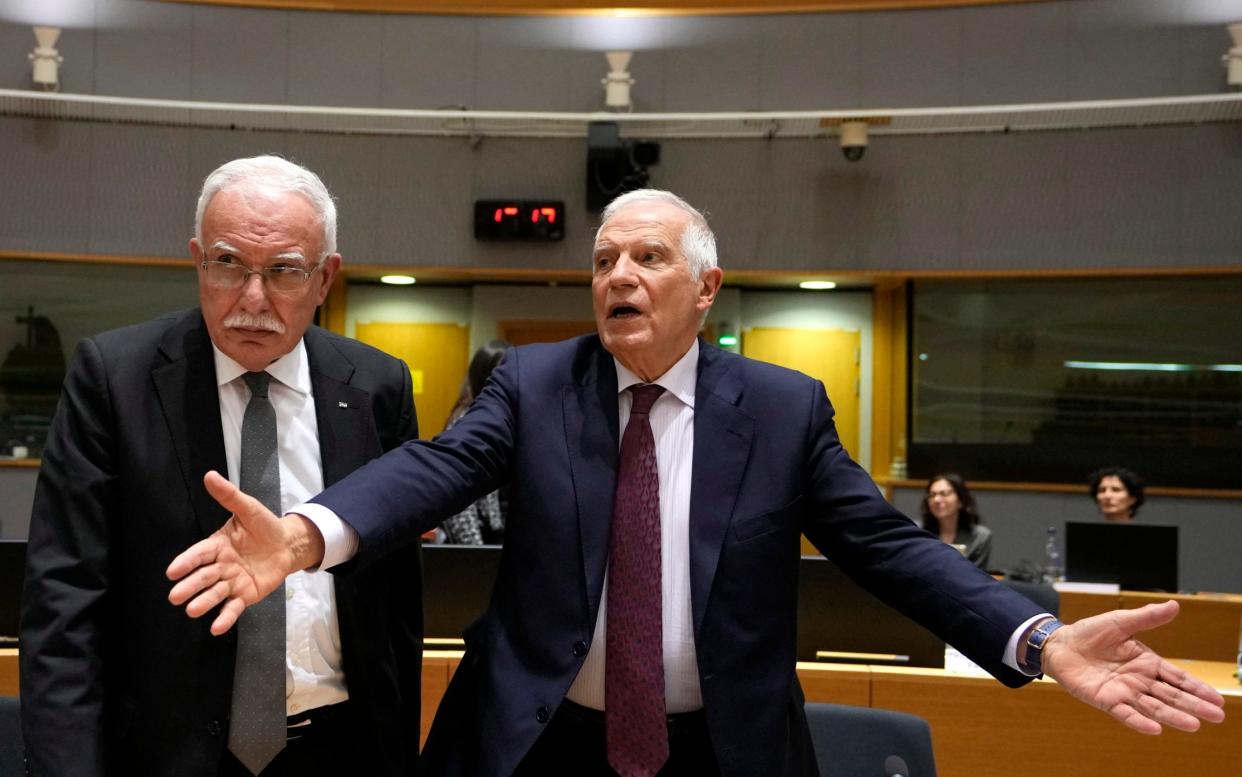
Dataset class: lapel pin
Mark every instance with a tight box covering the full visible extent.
[338,401,349,408]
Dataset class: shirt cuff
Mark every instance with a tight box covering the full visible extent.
[1003,612,1054,675]
[287,502,359,571]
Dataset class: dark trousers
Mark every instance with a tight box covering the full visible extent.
[217,702,355,777]
[512,700,721,777]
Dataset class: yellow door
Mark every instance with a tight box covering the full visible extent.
[355,322,470,439]
[742,327,861,558]
[500,320,598,346]
[742,327,861,453]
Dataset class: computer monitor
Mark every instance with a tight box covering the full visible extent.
[421,544,502,643]
[1064,522,1179,593]
[797,555,944,668]
[0,540,26,643]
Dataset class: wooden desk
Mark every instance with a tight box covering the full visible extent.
[413,653,1241,770]
[794,661,872,707]
[1057,589,1121,625]
[0,647,462,755]
[416,657,876,749]
[421,650,462,746]
[1122,592,1242,663]
[869,659,1241,777]
[0,649,15,697]
[7,644,1239,773]
[1059,589,1242,663]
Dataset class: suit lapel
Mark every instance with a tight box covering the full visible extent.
[303,328,375,639]
[304,328,373,488]
[563,341,620,627]
[689,342,754,637]
[151,310,231,539]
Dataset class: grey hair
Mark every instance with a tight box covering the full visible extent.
[194,155,338,260]
[596,189,718,278]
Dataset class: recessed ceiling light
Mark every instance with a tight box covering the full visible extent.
[799,281,837,290]
[380,275,416,286]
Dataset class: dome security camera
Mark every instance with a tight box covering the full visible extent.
[840,120,868,162]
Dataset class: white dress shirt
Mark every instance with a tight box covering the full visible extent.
[565,340,703,712]
[214,342,348,717]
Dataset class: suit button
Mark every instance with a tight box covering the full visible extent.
[572,640,588,657]
[535,706,551,724]
[206,719,223,737]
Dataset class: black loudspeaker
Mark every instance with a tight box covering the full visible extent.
[586,121,661,211]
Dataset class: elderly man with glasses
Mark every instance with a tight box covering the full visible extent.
[21,156,424,777]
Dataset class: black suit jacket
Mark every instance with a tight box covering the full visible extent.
[20,309,423,777]
[316,335,1045,777]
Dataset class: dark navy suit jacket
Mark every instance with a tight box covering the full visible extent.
[317,335,1043,777]
[21,309,423,777]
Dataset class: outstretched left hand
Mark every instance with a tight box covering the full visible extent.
[1043,600,1226,735]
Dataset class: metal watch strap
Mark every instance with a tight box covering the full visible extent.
[1024,618,1064,675]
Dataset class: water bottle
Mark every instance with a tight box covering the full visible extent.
[1042,526,1063,585]
[1236,614,1241,686]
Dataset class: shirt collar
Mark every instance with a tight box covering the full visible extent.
[212,338,311,397]
[613,339,698,409]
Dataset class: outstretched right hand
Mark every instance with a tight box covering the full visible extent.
[166,471,325,635]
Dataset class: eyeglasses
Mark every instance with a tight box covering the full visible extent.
[200,259,323,294]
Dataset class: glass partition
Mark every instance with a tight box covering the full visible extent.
[0,259,199,460]
[910,276,1242,489]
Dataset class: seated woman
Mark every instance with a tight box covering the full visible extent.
[919,473,992,569]
[1089,466,1145,523]
[437,340,512,545]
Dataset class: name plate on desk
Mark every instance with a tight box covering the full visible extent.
[1054,581,1120,594]
[816,650,910,665]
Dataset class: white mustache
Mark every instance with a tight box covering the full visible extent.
[224,312,286,334]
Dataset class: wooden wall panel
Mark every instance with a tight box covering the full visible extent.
[166,0,1051,17]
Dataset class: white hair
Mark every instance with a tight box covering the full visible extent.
[596,189,718,279]
[194,155,338,260]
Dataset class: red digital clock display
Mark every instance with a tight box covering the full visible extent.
[474,200,565,241]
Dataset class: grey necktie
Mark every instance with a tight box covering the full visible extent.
[228,371,286,775]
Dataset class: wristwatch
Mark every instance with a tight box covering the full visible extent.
[1023,618,1064,675]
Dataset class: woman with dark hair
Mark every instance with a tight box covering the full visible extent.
[438,340,512,544]
[1089,466,1145,523]
[919,473,992,569]
[448,339,512,423]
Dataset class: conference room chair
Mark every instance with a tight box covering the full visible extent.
[1002,579,1060,618]
[0,696,22,777]
[805,702,937,777]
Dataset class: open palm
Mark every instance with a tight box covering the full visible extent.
[167,471,308,635]
[1043,601,1225,735]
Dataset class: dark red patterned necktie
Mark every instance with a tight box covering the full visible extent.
[606,384,669,777]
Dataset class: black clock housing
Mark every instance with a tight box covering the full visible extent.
[474,200,565,241]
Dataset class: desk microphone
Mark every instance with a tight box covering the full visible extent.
[884,755,910,777]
